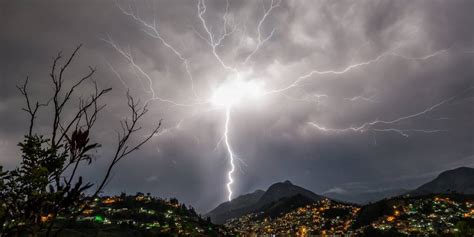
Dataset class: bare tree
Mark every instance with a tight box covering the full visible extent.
[0,45,160,236]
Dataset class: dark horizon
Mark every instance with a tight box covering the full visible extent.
[1,0,473,213]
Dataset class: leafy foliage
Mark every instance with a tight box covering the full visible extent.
[0,134,96,234]
[0,46,160,236]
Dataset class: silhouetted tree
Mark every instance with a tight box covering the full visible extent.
[170,198,179,206]
[0,45,160,236]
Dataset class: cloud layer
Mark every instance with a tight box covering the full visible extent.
[1,0,473,212]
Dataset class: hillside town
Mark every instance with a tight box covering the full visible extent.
[366,196,474,236]
[72,193,474,236]
[223,195,474,236]
[226,198,360,236]
[67,193,227,236]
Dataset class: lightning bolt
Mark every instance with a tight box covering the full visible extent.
[345,95,377,103]
[224,106,235,201]
[102,36,204,107]
[307,86,474,137]
[105,0,474,203]
[193,0,279,201]
[243,0,281,64]
[197,0,238,73]
[116,2,201,101]
[264,48,449,95]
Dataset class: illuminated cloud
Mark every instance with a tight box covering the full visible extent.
[0,0,473,212]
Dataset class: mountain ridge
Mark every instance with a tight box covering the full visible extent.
[411,166,474,195]
[206,180,323,224]
[207,166,474,225]
[325,188,408,204]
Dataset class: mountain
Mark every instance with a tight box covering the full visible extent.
[325,188,408,204]
[327,166,474,203]
[256,180,322,206]
[205,189,265,225]
[256,194,316,219]
[206,180,323,224]
[411,167,474,195]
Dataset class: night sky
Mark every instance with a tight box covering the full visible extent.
[1,0,473,213]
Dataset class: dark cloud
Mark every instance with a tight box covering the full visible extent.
[0,0,473,213]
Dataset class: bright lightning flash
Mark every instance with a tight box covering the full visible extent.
[210,75,265,201]
[106,0,474,203]
[211,77,265,107]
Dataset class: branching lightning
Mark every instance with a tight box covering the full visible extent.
[264,48,449,95]
[116,3,201,101]
[105,0,474,202]
[243,0,281,65]
[345,95,377,103]
[195,0,277,201]
[308,87,473,137]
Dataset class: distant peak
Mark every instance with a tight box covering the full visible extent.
[450,166,473,171]
[439,166,474,176]
[283,180,293,185]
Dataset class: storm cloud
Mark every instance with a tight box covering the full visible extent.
[0,0,473,213]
